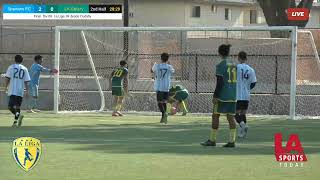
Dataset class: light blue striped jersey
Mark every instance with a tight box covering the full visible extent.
[236,63,257,101]
[152,63,174,92]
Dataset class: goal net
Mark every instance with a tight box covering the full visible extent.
[54,26,320,119]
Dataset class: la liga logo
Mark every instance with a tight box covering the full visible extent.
[274,133,307,168]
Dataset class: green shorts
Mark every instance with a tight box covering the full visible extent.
[112,87,124,97]
[213,101,236,115]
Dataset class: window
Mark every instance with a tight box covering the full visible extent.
[225,8,231,20]
[192,6,201,18]
[250,10,257,24]
[211,5,217,13]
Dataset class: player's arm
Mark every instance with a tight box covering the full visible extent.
[250,69,257,90]
[213,63,224,99]
[4,66,12,92]
[170,65,175,74]
[38,64,53,73]
[4,77,10,92]
[123,69,129,93]
[213,75,223,98]
[109,70,114,90]
[151,63,156,73]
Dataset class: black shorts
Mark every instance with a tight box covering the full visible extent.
[236,100,249,111]
[8,95,23,107]
[156,91,169,102]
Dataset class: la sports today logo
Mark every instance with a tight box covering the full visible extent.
[274,133,307,168]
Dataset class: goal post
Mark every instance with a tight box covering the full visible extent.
[53,26,302,119]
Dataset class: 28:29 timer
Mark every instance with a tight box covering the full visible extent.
[109,6,121,12]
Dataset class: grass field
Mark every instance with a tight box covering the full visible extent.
[0,112,319,180]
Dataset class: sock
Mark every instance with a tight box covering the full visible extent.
[235,113,241,124]
[116,104,122,111]
[9,107,16,115]
[229,129,236,143]
[163,103,167,114]
[113,104,117,112]
[180,101,188,113]
[32,98,38,109]
[15,109,21,120]
[209,129,218,142]
[241,114,247,124]
[167,103,172,114]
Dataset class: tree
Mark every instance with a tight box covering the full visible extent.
[257,0,314,37]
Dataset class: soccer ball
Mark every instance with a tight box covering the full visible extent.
[170,107,177,115]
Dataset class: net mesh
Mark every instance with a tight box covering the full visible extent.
[56,28,320,117]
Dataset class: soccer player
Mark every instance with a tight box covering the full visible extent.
[235,51,257,138]
[28,55,56,113]
[151,52,175,124]
[201,44,237,148]
[168,85,189,116]
[5,55,30,127]
[110,60,128,116]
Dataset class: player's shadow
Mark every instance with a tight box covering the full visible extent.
[0,117,319,156]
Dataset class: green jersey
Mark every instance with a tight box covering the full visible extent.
[111,67,128,87]
[215,58,237,102]
[169,85,189,101]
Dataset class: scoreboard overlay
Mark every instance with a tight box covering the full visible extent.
[2,4,122,20]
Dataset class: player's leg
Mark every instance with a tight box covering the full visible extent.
[156,92,164,121]
[239,109,248,137]
[177,92,188,116]
[179,100,188,116]
[112,96,119,116]
[223,102,237,148]
[201,101,221,146]
[16,96,24,127]
[8,95,18,126]
[27,84,38,112]
[223,114,236,147]
[236,101,249,138]
[201,113,219,146]
[161,92,169,123]
[116,96,124,116]
[32,85,40,112]
[111,87,120,116]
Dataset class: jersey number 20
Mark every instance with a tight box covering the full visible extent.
[13,68,25,79]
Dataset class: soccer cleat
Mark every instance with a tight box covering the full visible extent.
[33,109,41,113]
[12,121,18,128]
[17,115,24,127]
[116,111,124,116]
[112,112,119,117]
[160,117,164,123]
[200,140,216,147]
[223,142,235,148]
[27,109,35,113]
[238,128,244,138]
[162,113,168,124]
[243,126,248,138]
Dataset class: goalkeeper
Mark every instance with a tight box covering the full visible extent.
[167,85,189,116]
